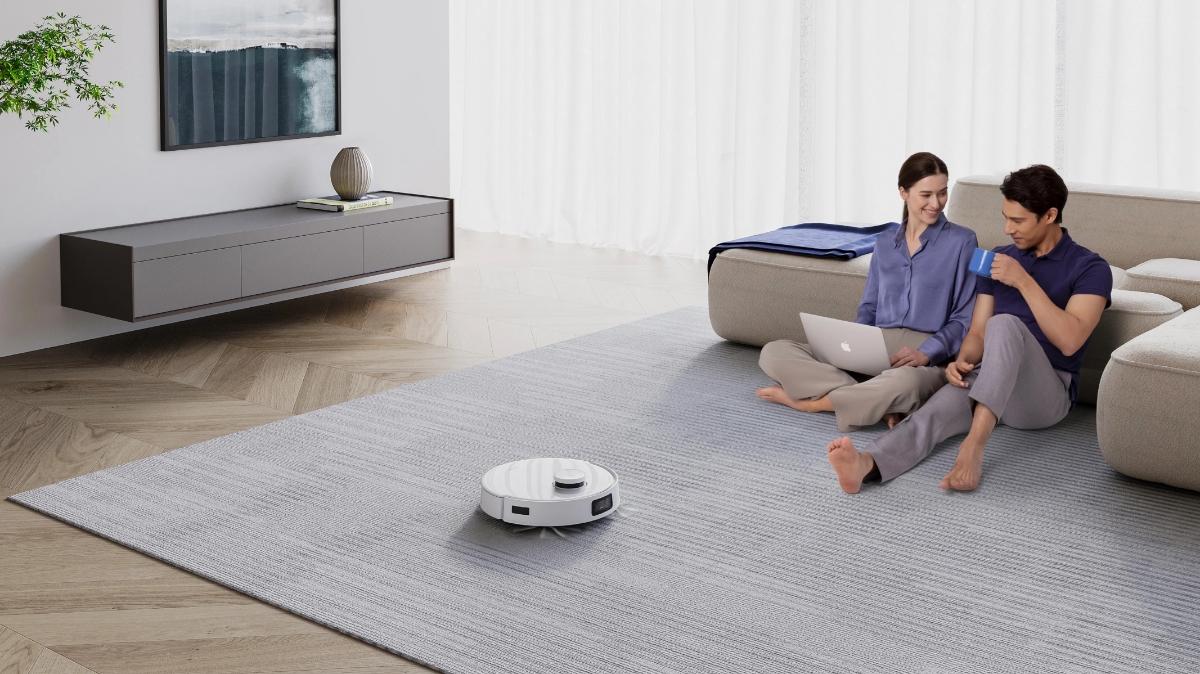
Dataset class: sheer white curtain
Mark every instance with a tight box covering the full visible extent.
[450,0,801,258]
[798,0,1057,224]
[1061,0,1200,190]
[450,0,1200,258]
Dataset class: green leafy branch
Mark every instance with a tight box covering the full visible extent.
[0,13,124,132]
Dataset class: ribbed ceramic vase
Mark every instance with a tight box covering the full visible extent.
[330,147,373,200]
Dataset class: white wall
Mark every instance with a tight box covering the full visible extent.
[0,0,449,357]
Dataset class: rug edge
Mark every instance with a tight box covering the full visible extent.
[5,493,454,674]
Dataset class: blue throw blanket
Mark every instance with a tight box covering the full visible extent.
[707,222,897,273]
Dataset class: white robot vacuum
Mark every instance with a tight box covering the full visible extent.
[480,457,620,527]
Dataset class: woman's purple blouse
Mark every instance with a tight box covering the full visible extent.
[855,213,978,365]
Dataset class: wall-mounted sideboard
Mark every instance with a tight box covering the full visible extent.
[60,191,453,322]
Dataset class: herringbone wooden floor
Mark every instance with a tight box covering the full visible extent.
[0,229,708,674]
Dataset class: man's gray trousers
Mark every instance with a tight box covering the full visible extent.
[866,314,1073,482]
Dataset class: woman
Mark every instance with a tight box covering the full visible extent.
[756,152,978,432]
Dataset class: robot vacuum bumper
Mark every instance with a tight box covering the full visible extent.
[480,458,620,527]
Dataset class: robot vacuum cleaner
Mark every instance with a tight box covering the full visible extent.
[480,457,620,527]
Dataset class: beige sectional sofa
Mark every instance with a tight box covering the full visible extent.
[709,175,1200,489]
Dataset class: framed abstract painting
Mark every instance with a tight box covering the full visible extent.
[159,0,340,150]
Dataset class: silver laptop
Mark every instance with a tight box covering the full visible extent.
[799,313,892,376]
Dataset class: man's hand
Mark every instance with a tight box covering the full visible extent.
[946,359,974,388]
[990,253,1032,289]
[890,347,930,368]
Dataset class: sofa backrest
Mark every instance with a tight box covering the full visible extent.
[946,175,1200,270]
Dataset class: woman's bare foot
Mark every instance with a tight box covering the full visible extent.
[939,441,984,491]
[826,437,876,494]
[756,385,793,405]
[756,386,833,413]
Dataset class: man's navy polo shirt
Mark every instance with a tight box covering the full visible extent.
[976,228,1112,405]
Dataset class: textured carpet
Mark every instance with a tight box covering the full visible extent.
[11,307,1200,673]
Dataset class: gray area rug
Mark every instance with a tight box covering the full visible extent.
[11,307,1200,673]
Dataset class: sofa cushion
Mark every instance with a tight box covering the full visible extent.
[1123,258,1200,310]
[1109,264,1127,290]
[1078,289,1183,405]
[708,249,870,347]
[1098,306,1200,490]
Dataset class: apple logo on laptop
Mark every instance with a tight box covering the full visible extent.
[840,341,852,352]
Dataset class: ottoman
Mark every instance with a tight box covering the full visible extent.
[1098,306,1200,490]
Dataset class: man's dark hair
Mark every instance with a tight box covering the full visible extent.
[1000,164,1068,223]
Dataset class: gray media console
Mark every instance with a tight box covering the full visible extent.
[60,191,454,321]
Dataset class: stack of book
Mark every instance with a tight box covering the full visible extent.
[297,194,393,212]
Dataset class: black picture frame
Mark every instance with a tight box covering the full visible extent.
[158,0,341,151]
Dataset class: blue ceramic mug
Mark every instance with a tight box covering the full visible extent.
[968,248,996,278]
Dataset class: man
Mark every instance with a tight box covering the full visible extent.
[825,164,1112,493]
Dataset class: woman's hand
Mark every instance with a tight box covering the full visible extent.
[890,347,930,368]
[946,359,975,388]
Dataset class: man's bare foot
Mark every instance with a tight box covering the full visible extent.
[939,443,983,491]
[826,437,876,494]
[756,386,833,413]
[884,412,903,429]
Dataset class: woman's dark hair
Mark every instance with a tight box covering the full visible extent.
[1000,164,1068,223]
[897,152,949,222]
